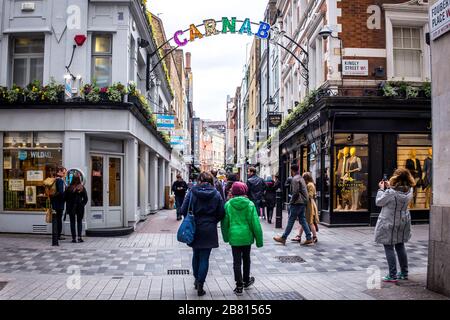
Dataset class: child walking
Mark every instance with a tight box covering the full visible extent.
[221,182,263,296]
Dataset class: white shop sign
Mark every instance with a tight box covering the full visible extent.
[430,0,450,40]
[342,60,369,76]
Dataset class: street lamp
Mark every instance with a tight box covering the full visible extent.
[319,25,344,89]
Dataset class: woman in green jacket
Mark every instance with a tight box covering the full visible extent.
[222,182,263,296]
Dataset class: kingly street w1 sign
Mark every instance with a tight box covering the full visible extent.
[430,0,450,40]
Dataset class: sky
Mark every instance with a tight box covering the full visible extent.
[149,1,268,121]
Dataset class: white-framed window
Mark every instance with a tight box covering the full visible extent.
[384,5,430,82]
[393,27,422,78]
[11,37,44,87]
[92,34,112,87]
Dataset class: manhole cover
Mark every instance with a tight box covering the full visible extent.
[276,256,305,263]
[167,269,190,275]
[252,291,306,300]
[0,282,7,291]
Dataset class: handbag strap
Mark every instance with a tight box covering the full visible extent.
[188,192,195,216]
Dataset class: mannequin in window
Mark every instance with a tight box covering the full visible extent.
[336,147,350,210]
[405,148,422,208]
[346,147,362,211]
[422,148,432,208]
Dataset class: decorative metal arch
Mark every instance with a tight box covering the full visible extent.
[146,19,309,91]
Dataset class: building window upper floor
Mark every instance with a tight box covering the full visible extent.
[92,34,113,87]
[11,36,44,87]
[393,26,423,79]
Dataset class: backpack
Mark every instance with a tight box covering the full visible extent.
[177,193,196,245]
[43,177,57,197]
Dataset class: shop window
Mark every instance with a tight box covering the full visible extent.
[3,132,63,212]
[333,134,369,212]
[11,37,44,87]
[397,134,432,210]
[92,34,112,88]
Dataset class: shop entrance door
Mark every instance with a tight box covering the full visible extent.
[89,154,123,228]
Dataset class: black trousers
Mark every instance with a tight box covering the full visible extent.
[69,212,84,240]
[266,206,274,222]
[232,245,251,287]
[55,209,64,237]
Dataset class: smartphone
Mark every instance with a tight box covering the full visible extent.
[382,174,388,181]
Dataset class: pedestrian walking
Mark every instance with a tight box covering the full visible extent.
[64,173,88,243]
[211,169,225,200]
[171,174,188,221]
[246,167,265,218]
[263,176,277,224]
[375,168,414,283]
[180,172,225,296]
[221,182,263,296]
[49,166,67,245]
[292,172,319,243]
[273,164,314,246]
[224,173,239,200]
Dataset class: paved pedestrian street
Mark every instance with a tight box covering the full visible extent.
[0,210,447,300]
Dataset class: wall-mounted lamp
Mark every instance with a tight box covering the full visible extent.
[373,66,385,77]
[138,38,150,48]
[74,35,86,46]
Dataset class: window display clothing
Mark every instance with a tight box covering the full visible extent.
[422,157,432,189]
[405,158,422,207]
[346,156,362,211]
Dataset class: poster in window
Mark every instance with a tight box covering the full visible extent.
[3,156,12,169]
[25,186,36,204]
[27,170,44,182]
[9,179,25,191]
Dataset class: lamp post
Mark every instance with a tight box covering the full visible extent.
[319,25,344,89]
[266,97,276,140]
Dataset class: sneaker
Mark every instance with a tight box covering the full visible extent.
[313,236,318,243]
[301,239,314,246]
[77,238,84,243]
[291,236,302,242]
[273,236,286,245]
[233,286,243,296]
[397,272,408,280]
[382,275,398,283]
[244,277,255,289]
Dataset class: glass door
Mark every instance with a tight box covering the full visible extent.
[89,154,123,228]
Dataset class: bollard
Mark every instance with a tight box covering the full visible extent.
[275,189,282,228]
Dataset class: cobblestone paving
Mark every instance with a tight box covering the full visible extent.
[0,210,447,300]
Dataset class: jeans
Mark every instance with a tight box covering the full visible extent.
[282,204,311,240]
[192,248,212,284]
[252,200,262,217]
[232,245,251,287]
[69,212,84,240]
[55,209,64,237]
[175,195,185,218]
[383,243,408,278]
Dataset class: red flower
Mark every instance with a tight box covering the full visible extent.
[100,87,108,93]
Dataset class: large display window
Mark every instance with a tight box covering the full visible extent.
[333,134,369,212]
[397,134,432,209]
[3,132,63,212]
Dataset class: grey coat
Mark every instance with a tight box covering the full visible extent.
[374,187,413,245]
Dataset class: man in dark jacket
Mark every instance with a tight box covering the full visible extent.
[246,167,265,218]
[273,164,313,246]
[180,172,225,296]
[50,166,67,245]
[172,174,188,220]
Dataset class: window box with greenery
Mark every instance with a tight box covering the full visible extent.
[381,80,430,99]
[4,84,24,104]
[81,83,101,103]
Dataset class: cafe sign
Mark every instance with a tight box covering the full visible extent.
[268,113,283,127]
[342,60,369,76]
[430,0,450,40]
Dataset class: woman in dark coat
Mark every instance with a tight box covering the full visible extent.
[64,174,88,243]
[180,171,225,296]
[263,176,278,224]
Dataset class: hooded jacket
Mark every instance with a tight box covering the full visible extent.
[374,187,413,245]
[222,196,263,247]
[180,183,225,249]
[246,175,266,202]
